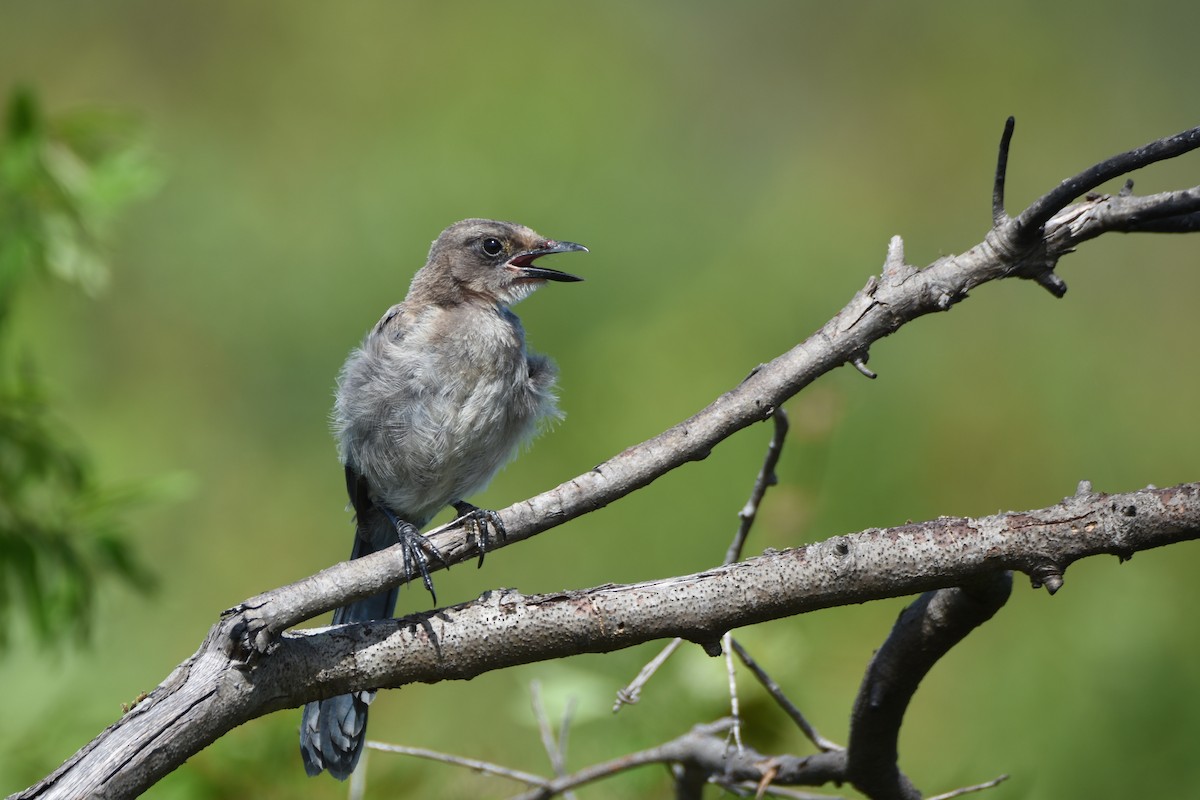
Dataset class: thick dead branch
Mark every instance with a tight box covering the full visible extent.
[17,482,1200,798]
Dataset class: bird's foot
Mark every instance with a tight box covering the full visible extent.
[380,507,447,604]
[221,596,277,667]
[452,501,507,568]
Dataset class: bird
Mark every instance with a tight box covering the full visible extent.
[299,218,586,780]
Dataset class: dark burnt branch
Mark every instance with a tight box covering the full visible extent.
[845,574,1013,800]
[991,116,1015,224]
[1011,122,1200,242]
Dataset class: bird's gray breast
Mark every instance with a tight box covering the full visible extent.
[333,304,559,522]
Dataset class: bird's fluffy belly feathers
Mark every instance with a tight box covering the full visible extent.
[333,304,559,523]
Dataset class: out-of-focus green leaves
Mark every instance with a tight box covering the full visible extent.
[0,87,161,309]
[0,87,162,651]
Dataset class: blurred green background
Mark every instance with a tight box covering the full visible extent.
[3,2,1199,798]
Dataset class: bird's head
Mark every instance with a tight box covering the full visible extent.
[415,218,586,307]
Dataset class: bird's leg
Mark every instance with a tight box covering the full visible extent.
[452,501,507,568]
[379,506,447,603]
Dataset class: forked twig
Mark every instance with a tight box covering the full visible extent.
[731,638,842,753]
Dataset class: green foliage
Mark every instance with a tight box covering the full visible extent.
[0,87,161,650]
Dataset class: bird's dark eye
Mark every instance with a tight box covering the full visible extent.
[481,237,504,258]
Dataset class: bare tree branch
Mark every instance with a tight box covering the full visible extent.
[13,122,1200,799]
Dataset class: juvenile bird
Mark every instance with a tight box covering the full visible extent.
[299,218,586,780]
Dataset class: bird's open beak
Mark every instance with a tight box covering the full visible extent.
[508,240,587,282]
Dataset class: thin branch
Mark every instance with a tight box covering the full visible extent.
[726,407,790,565]
[507,721,733,800]
[613,637,685,711]
[730,638,842,753]
[530,680,577,799]
[557,699,577,787]
[722,631,744,755]
[366,741,548,787]
[992,116,1016,224]
[925,774,1009,800]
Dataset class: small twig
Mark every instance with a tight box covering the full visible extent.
[531,682,565,777]
[557,698,577,781]
[926,773,1010,800]
[850,357,877,379]
[991,116,1016,224]
[348,747,367,800]
[505,728,719,800]
[722,631,743,756]
[730,638,842,753]
[530,681,578,800]
[726,407,790,564]
[366,741,548,787]
[613,636,685,711]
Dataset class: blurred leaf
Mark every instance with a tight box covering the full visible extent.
[0,86,163,316]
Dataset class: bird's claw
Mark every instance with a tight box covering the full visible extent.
[452,501,506,567]
[222,598,276,668]
[381,507,446,604]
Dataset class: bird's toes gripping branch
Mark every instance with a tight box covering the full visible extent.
[380,506,447,604]
[221,596,276,667]
[452,500,507,568]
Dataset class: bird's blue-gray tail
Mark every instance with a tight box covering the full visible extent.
[299,469,401,780]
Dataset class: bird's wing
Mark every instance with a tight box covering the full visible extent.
[371,302,406,338]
